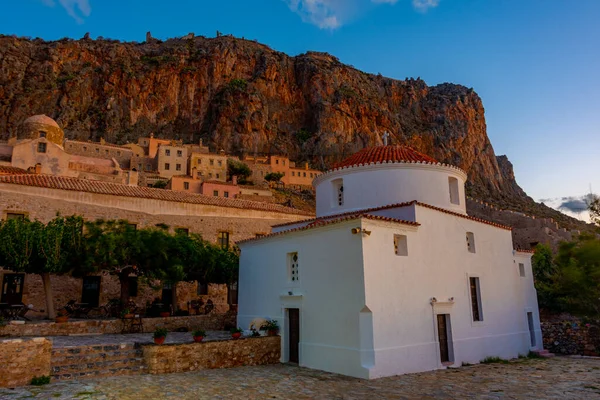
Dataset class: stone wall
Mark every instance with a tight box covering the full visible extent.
[0,314,236,337]
[142,336,280,374]
[65,140,133,169]
[542,319,600,356]
[0,270,228,319]
[0,338,52,388]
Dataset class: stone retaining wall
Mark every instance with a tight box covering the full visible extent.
[0,338,52,388]
[0,313,236,337]
[142,336,281,374]
[542,320,600,356]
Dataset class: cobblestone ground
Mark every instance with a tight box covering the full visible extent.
[1,357,598,399]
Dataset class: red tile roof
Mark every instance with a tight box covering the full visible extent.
[0,165,29,175]
[272,201,512,231]
[237,214,420,245]
[334,145,438,169]
[0,174,311,216]
[515,249,535,254]
[201,180,239,187]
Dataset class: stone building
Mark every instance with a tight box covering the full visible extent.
[0,172,311,318]
[19,115,64,146]
[65,139,133,169]
[244,155,322,187]
[189,151,229,182]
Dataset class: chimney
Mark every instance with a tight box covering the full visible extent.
[150,132,154,138]
[199,139,203,146]
[219,149,225,155]
[305,162,309,170]
[192,167,198,180]
[232,175,238,185]
[34,163,42,175]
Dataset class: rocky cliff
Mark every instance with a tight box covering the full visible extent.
[0,34,590,230]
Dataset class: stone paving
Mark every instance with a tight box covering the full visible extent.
[0,357,598,399]
[49,331,232,348]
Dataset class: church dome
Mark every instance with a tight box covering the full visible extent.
[334,145,438,169]
[314,144,467,217]
[19,114,64,146]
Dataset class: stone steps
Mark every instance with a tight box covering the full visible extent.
[51,344,147,381]
[533,349,556,358]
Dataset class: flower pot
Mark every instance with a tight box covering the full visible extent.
[55,316,68,323]
[267,330,278,336]
[193,336,204,343]
[160,312,170,318]
[231,332,242,340]
[154,337,166,345]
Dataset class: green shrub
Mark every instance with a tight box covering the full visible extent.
[227,78,248,92]
[31,376,51,386]
[481,356,509,364]
[153,327,168,339]
[192,329,206,337]
[264,172,284,182]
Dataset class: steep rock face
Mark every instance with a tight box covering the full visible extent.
[0,35,556,214]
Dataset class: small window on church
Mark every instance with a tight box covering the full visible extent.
[332,178,344,207]
[394,234,408,256]
[449,177,460,205]
[288,252,299,282]
[39,131,46,138]
[519,263,526,277]
[466,232,476,253]
[469,277,483,322]
[37,142,47,153]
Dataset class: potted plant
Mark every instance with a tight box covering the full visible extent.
[262,319,279,336]
[160,307,170,318]
[121,308,134,319]
[192,329,206,343]
[230,327,243,340]
[153,327,168,345]
[55,310,69,323]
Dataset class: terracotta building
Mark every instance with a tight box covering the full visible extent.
[0,172,311,318]
[189,151,229,182]
[244,155,322,187]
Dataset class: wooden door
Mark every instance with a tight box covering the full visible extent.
[437,314,450,363]
[81,277,101,307]
[1,274,24,304]
[288,308,300,363]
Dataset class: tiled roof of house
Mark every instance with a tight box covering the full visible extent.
[24,114,60,128]
[0,165,29,175]
[0,174,312,216]
[271,200,512,231]
[515,249,535,254]
[201,180,239,187]
[237,214,420,245]
[333,145,438,169]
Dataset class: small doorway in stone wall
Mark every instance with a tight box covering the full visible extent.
[81,277,101,307]
[161,283,173,311]
[437,314,454,364]
[288,308,300,364]
[1,274,25,304]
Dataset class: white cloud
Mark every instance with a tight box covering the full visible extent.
[41,0,91,24]
[285,0,439,29]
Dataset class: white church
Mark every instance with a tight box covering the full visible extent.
[237,143,543,379]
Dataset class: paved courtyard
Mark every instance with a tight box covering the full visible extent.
[0,357,598,399]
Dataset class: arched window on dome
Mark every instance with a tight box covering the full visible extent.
[448,177,460,205]
[332,178,344,207]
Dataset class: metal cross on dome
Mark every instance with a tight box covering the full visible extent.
[382,131,390,146]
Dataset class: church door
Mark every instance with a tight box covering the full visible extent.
[288,308,300,363]
[437,314,450,363]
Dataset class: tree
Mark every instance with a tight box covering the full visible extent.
[589,194,600,225]
[152,180,167,189]
[265,172,284,182]
[227,159,251,183]
[531,244,557,311]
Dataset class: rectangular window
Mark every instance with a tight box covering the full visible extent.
[218,160,222,167]
[276,159,279,165]
[105,149,109,154]
[216,173,220,179]
[213,190,219,196]
[127,223,137,230]
[209,173,213,178]
[217,231,230,249]
[184,182,190,190]
[128,276,138,297]
[210,159,214,166]
[394,234,408,256]
[469,277,483,322]
[449,177,460,205]
[165,149,171,156]
[176,164,182,171]
[466,232,476,253]
[292,171,295,176]
[165,163,170,170]
[303,172,306,177]
[37,142,47,153]
[177,150,182,157]
[146,164,151,171]
[95,148,99,153]
[175,227,189,236]
[197,172,202,179]
[224,191,229,198]
[519,263,526,277]
[39,132,46,138]
[527,312,536,347]
[197,281,208,295]
[288,252,299,282]
[83,146,87,151]
[332,178,344,207]
[6,213,25,221]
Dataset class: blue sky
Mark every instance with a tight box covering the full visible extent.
[3,0,600,210]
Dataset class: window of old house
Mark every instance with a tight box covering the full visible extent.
[95,148,99,153]
[210,159,214,166]
[184,182,190,190]
[176,164,181,171]
[469,277,483,322]
[39,131,46,138]
[37,142,47,153]
[197,281,208,295]
[176,227,189,236]
[519,263,526,277]
[83,146,87,151]
[224,191,229,198]
[394,234,408,256]
[288,252,299,282]
[217,231,230,249]
[218,160,222,167]
[449,177,460,205]
[177,150,182,157]
[6,213,25,221]
[138,163,142,170]
[165,149,171,156]
[146,164,151,171]
[209,173,213,178]
[216,173,220,179]
[303,172,306,177]
[165,163,170,170]
[466,232,476,253]
[276,159,279,165]
[332,178,344,207]
[292,171,295,176]
[213,190,219,196]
